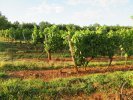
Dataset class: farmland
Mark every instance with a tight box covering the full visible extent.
[0,12,133,100]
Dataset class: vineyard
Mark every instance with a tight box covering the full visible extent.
[0,12,133,99]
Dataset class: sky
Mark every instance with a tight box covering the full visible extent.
[0,0,133,26]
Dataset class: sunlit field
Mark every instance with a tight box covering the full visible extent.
[0,0,133,99]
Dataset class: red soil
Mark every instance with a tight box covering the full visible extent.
[8,65,133,82]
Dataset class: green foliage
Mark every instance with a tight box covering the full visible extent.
[0,60,132,71]
[0,71,133,99]
[0,61,38,71]
[0,27,33,42]
[0,12,133,68]
[70,26,132,68]
[43,25,64,52]
[32,25,39,43]
[0,13,11,30]
[0,61,73,71]
[0,79,44,99]
[43,25,65,60]
[0,72,8,78]
[119,29,133,57]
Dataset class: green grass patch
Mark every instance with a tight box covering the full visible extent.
[88,60,133,67]
[0,59,132,71]
[0,72,8,78]
[0,61,73,71]
[0,42,12,52]
[0,71,133,99]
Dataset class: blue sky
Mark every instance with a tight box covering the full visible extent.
[0,0,133,26]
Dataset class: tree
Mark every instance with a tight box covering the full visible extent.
[12,21,20,29]
[71,30,94,71]
[96,26,121,66]
[0,12,11,29]
[120,29,133,66]
[8,27,16,41]
[22,28,32,41]
[43,25,64,60]
[68,31,78,72]
[38,22,51,43]
[65,24,80,72]
[32,25,39,44]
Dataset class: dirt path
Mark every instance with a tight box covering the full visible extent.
[8,65,133,81]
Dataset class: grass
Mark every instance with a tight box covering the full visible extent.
[0,42,13,52]
[88,60,133,67]
[0,40,71,60]
[0,59,132,71]
[0,71,133,99]
[0,61,73,71]
[0,72,8,78]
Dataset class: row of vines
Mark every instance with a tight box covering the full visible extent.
[0,20,133,72]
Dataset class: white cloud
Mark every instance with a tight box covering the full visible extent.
[67,0,83,5]
[28,1,64,14]
[98,0,129,7]
[68,8,122,26]
[67,0,91,5]
[73,11,102,21]
[68,10,103,25]
[67,0,129,7]
[23,1,64,23]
